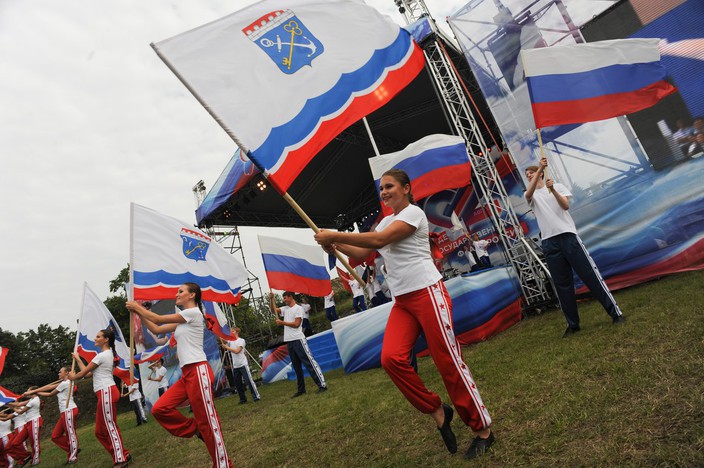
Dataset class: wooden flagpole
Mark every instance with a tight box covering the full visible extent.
[128,204,136,386]
[151,43,366,287]
[67,286,85,410]
[535,128,553,193]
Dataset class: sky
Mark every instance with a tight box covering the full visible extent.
[0,0,467,334]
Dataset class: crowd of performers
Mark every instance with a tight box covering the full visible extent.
[0,166,623,465]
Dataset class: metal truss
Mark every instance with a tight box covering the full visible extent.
[396,0,554,307]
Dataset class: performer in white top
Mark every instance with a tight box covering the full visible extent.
[0,415,14,468]
[471,234,492,268]
[6,391,42,466]
[220,328,260,404]
[69,328,131,467]
[323,291,338,322]
[28,366,80,464]
[347,278,367,312]
[148,359,169,396]
[127,283,233,468]
[315,169,494,460]
[121,381,148,426]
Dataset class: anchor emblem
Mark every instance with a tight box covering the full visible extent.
[243,9,324,75]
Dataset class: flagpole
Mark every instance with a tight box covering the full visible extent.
[362,117,381,157]
[128,203,136,386]
[67,285,85,410]
[535,128,553,194]
[151,43,366,287]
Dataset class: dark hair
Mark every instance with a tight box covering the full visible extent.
[183,282,203,312]
[159,358,164,365]
[381,169,415,204]
[100,328,118,367]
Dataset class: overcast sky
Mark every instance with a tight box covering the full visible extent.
[0,0,467,334]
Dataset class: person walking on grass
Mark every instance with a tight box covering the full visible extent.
[314,169,494,459]
[269,292,327,398]
[121,381,148,427]
[220,328,260,404]
[525,157,624,338]
[27,366,80,464]
[69,329,131,467]
[126,283,233,468]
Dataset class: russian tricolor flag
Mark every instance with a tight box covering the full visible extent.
[134,338,172,364]
[368,134,472,215]
[0,346,8,377]
[0,384,19,406]
[521,38,677,128]
[258,235,331,296]
[203,302,236,341]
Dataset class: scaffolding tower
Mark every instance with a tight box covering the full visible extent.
[394,0,554,308]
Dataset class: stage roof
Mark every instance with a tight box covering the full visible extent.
[196,35,498,231]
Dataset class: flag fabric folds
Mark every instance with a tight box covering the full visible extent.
[203,302,236,341]
[0,346,8,377]
[195,149,260,225]
[133,335,174,364]
[131,203,248,304]
[153,0,425,194]
[520,38,677,128]
[336,266,353,294]
[0,385,19,406]
[258,235,331,296]
[368,134,472,215]
[77,283,132,384]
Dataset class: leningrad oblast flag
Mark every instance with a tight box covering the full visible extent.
[368,134,472,216]
[0,385,19,406]
[258,235,331,296]
[202,302,236,341]
[195,149,260,225]
[76,283,132,384]
[131,203,248,304]
[520,38,677,128]
[152,0,425,194]
[0,346,8,377]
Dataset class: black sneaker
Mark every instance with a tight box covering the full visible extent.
[239,400,247,404]
[317,386,328,393]
[437,403,457,454]
[464,431,495,459]
[613,315,625,324]
[562,326,580,338]
[291,391,306,398]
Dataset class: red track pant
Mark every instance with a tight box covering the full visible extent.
[52,408,79,462]
[95,386,129,464]
[7,426,28,464]
[9,417,41,465]
[0,433,14,467]
[381,281,492,432]
[152,362,232,468]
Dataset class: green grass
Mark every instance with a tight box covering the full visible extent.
[37,270,704,466]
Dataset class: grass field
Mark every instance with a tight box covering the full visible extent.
[37,270,703,467]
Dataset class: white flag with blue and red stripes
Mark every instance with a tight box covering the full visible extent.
[131,203,248,304]
[152,0,425,194]
[520,38,677,128]
[368,134,471,215]
[258,235,331,296]
[77,283,132,384]
[0,384,19,406]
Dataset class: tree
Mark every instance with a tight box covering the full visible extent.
[105,264,130,334]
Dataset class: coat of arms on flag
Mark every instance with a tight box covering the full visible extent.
[244,9,324,74]
[180,228,211,262]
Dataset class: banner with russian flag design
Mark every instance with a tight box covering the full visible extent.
[77,283,132,384]
[258,235,331,296]
[131,203,248,303]
[133,334,174,364]
[368,134,472,215]
[152,0,425,194]
[0,385,19,406]
[0,346,8,377]
[520,38,677,128]
[203,302,236,341]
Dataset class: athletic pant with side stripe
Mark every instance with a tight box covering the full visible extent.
[95,386,129,464]
[52,408,79,462]
[7,426,28,464]
[152,362,232,468]
[286,339,326,393]
[381,281,492,432]
[9,418,41,465]
[0,433,15,467]
[232,365,260,402]
[542,232,623,329]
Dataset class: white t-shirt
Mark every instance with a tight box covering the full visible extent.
[56,379,77,411]
[0,419,11,437]
[174,307,207,367]
[13,411,26,429]
[156,366,169,388]
[127,383,142,402]
[376,204,442,296]
[348,279,364,298]
[24,396,41,422]
[324,292,335,308]
[474,239,490,257]
[227,337,248,368]
[301,303,311,320]
[526,183,577,240]
[281,304,305,342]
[91,350,117,392]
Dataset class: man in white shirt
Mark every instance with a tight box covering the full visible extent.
[472,234,492,268]
[347,278,367,312]
[299,297,314,337]
[122,381,148,426]
[149,359,169,397]
[525,157,624,338]
[221,327,260,404]
[270,291,327,397]
[323,291,338,322]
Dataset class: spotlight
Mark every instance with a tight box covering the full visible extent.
[257,180,267,191]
